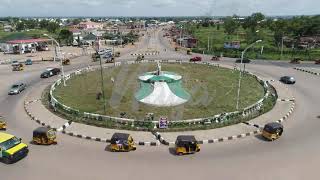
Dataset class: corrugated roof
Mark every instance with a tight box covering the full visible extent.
[6,38,50,44]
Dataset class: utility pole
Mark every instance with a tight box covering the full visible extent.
[280,34,284,60]
[207,37,210,51]
[179,26,182,47]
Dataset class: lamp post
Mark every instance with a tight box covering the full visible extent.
[43,34,66,87]
[236,39,262,110]
[95,37,107,115]
[179,26,183,47]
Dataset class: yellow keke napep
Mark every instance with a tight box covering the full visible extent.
[0,132,29,164]
[175,135,200,155]
[12,63,24,71]
[0,116,6,130]
[109,133,136,152]
[262,122,283,141]
[32,127,57,145]
[62,59,71,65]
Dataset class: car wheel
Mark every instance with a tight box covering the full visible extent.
[2,157,12,164]
[177,152,183,156]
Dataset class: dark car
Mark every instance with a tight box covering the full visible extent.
[25,59,32,65]
[8,83,27,95]
[235,58,251,63]
[50,68,61,75]
[190,56,202,62]
[280,76,296,84]
[40,68,60,78]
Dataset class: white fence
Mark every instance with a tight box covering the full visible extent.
[49,60,275,128]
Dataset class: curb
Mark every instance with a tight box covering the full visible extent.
[24,99,58,130]
[61,130,160,146]
[24,99,160,146]
[154,130,262,146]
[276,100,296,123]
[24,99,73,131]
[294,67,320,76]
[154,97,296,146]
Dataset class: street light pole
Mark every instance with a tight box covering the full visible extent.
[281,34,284,60]
[44,34,66,87]
[179,26,182,47]
[236,40,262,110]
[95,37,107,115]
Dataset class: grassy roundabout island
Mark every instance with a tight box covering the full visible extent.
[53,63,265,121]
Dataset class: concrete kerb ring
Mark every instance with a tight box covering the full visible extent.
[24,99,71,132]
[24,99,160,146]
[294,67,320,76]
[25,60,291,146]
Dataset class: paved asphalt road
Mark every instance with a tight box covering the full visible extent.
[0,28,319,180]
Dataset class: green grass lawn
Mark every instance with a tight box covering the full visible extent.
[54,63,264,120]
[0,29,54,42]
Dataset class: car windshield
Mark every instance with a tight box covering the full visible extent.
[11,85,19,88]
[0,137,21,151]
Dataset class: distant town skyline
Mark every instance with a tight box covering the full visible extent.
[0,0,319,17]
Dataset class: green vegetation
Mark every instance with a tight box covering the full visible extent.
[0,30,53,43]
[53,63,264,121]
[186,14,320,60]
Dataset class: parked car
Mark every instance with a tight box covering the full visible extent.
[190,56,202,62]
[235,58,251,63]
[40,68,60,78]
[8,83,27,95]
[280,76,296,84]
[25,59,32,65]
[315,59,320,64]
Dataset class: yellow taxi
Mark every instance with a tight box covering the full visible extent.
[0,132,29,164]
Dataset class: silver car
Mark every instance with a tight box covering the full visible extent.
[8,83,27,95]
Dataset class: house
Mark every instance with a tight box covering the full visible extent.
[176,37,198,48]
[78,21,103,30]
[69,28,83,46]
[81,33,98,45]
[3,25,13,32]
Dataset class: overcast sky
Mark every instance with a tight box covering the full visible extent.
[0,0,319,17]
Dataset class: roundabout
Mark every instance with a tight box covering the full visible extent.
[48,60,275,132]
[1,27,319,180]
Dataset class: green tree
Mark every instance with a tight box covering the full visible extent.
[47,22,60,33]
[269,19,289,48]
[242,12,266,33]
[224,17,239,35]
[39,20,49,29]
[58,29,73,45]
[25,19,38,29]
[72,19,81,25]
[16,22,25,31]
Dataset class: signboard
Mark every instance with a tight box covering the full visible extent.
[159,117,168,129]
[224,41,240,49]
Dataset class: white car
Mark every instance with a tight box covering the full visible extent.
[98,49,112,55]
